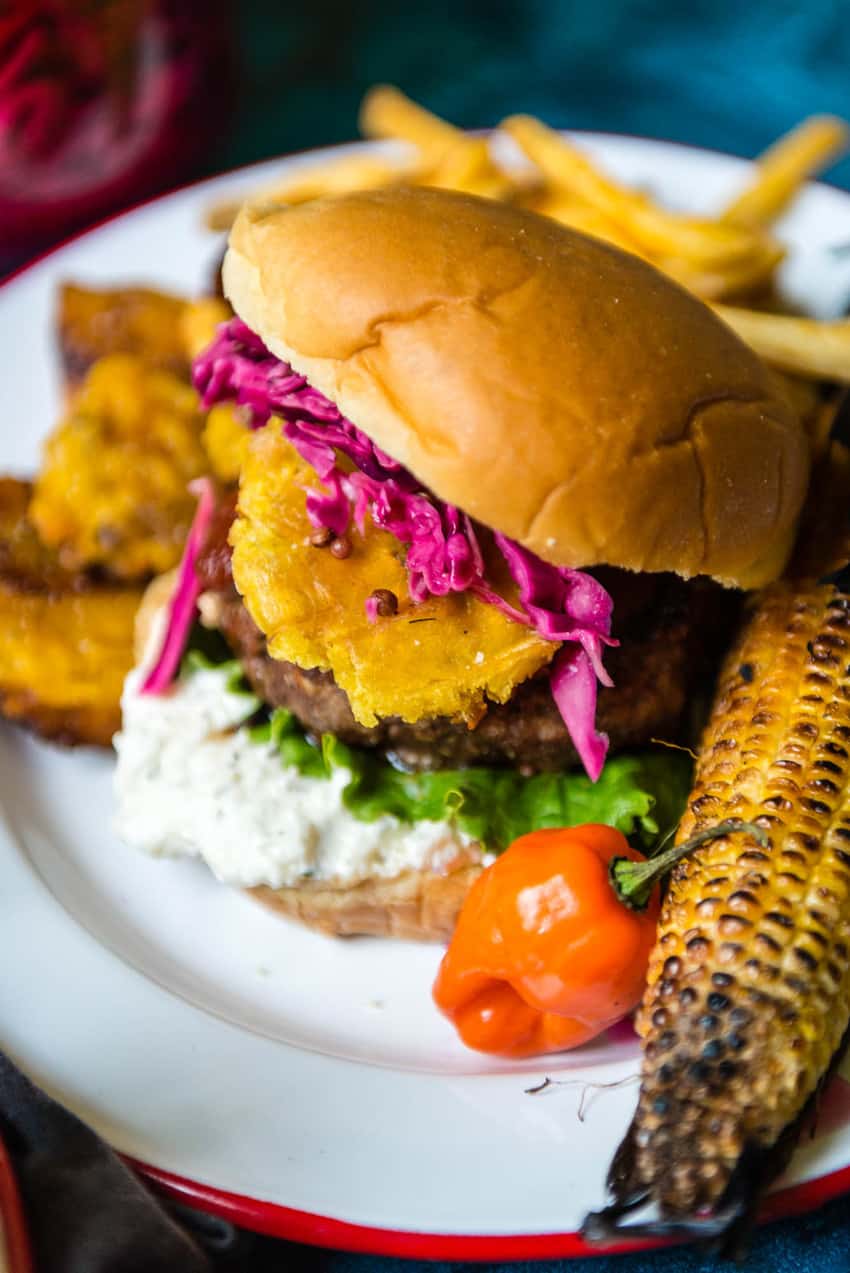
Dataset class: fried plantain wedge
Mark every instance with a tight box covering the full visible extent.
[58,283,191,390]
[0,478,142,747]
[30,354,208,581]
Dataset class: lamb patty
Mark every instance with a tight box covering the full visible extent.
[197,494,730,772]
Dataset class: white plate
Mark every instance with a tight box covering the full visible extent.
[4,135,850,1259]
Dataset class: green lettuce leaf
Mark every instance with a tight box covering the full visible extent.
[248,708,330,779]
[180,630,260,707]
[328,734,691,852]
[252,706,691,853]
[181,635,693,853]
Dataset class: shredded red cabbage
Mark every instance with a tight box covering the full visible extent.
[140,477,215,696]
[193,318,408,480]
[192,318,617,780]
[492,534,614,781]
[550,646,609,783]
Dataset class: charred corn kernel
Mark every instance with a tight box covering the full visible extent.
[605,570,850,1221]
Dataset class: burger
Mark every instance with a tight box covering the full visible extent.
[113,188,809,940]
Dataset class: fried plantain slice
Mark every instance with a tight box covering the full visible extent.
[0,478,142,747]
[58,285,233,394]
[202,404,251,484]
[231,425,556,727]
[0,475,74,592]
[180,298,248,484]
[58,283,190,389]
[178,297,231,362]
[30,354,208,580]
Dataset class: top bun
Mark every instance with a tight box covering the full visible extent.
[224,187,809,588]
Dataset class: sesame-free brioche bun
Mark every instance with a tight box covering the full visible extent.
[251,861,482,941]
[223,187,809,589]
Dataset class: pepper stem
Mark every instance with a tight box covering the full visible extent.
[609,820,769,912]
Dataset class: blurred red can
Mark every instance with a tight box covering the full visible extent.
[0,0,233,261]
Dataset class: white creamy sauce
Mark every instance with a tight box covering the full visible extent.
[113,667,477,889]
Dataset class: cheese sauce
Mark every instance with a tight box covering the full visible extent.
[113,667,477,889]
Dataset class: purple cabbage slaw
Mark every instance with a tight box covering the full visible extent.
[174,318,616,780]
[140,477,216,695]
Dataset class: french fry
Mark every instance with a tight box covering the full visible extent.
[502,114,778,270]
[532,191,648,257]
[203,88,821,317]
[533,191,782,303]
[426,137,516,199]
[713,304,850,383]
[359,84,465,162]
[206,87,524,232]
[360,84,513,197]
[659,239,786,302]
[527,189,781,303]
[761,369,831,457]
[205,152,418,231]
[722,115,849,228]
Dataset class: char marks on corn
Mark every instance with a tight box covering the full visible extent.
[589,460,850,1241]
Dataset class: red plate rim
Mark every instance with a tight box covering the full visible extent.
[5,137,850,1259]
[0,1137,34,1273]
[129,1154,850,1259]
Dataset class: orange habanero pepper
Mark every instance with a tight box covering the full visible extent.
[433,824,658,1058]
[433,819,766,1058]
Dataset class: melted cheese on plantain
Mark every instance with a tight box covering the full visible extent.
[230,424,556,727]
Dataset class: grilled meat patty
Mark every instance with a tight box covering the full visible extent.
[197,494,731,773]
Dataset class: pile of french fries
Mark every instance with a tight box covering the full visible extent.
[207,86,850,387]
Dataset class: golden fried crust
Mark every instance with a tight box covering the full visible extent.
[179,298,232,362]
[0,478,142,747]
[202,405,251,484]
[30,355,208,580]
[0,477,74,591]
[0,691,125,750]
[250,862,482,940]
[58,284,190,389]
[232,425,555,727]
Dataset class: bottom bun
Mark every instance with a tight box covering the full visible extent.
[248,862,483,941]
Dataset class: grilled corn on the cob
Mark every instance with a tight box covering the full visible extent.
[586,453,850,1241]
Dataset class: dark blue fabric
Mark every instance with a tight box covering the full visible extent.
[301,1203,850,1272]
[0,1051,209,1273]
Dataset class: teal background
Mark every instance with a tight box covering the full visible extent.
[215,0,850,190]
